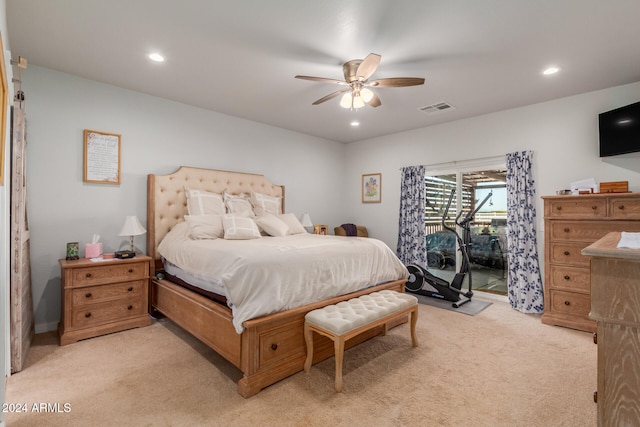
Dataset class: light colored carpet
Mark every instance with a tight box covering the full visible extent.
[5,297,597,426]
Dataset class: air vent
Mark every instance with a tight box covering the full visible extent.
[419,102,455,115]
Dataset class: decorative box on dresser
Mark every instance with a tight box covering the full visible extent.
[541,193,640,332]
[582,232,640,426]
[58,255,152,345]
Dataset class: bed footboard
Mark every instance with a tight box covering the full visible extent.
[152,277,407,397]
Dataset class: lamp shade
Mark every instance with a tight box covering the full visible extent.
[118,216,146,237]
[300,213,313,227]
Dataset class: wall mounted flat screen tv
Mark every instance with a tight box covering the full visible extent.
[599,101,640,157]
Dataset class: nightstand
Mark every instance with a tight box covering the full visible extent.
[58,255,152,345]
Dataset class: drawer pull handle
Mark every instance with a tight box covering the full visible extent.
[85,292,92,298]
[85,312,91,318]
[563,251,570,256]
[591,206,597,210]
[271,344,278,351]
[593,332,597,345]
[564,300,571,306]
[128,269,134,273]
[556,206,562,211]
[563,275,570,281]
[85,273,92,278]
[619,205,625,210]
[128,286,133,292]
[563,227,570,233]
[593,391,597,403]
[127,305,133,310]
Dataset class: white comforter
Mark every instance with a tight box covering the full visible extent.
[158,222,409,333]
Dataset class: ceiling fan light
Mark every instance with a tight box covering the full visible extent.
[361,88,374,102]
[339,92,353,108]
[352,95,365,109]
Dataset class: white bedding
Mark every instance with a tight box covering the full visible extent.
[158,222,409,333]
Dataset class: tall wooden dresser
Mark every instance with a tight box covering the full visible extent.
[582,232,640,426]
[541,193,640,332]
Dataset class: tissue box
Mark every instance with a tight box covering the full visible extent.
[85,243,103,259]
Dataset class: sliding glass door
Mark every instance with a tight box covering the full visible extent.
[424,165,507,295]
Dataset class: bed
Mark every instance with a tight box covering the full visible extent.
[147,166,409,397]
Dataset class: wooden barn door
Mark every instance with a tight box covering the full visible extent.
[10,104,34,373]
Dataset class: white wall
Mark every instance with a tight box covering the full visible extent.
[22,66,347,333]
[345,81,640,254]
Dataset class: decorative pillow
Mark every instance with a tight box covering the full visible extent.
[184,215,224,239]
[278,213,307,235]
[251,191,282,216]
[222,215,261,240]
[223,190,254,216]
[185,188,225,216]
[254,213,289,237]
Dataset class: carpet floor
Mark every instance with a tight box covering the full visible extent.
[5,296,597,427]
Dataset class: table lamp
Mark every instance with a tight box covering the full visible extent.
[301,213,313,233]
[118,215,146,254]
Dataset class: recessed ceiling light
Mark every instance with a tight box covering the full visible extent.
[350,121,360,127]
[148,53,165,63]
[542,66,560,75]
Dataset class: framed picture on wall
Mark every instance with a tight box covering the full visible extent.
[362,173,381,203]
[83,129,121,184]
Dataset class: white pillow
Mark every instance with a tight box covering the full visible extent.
[223,190,255,216]
[251,191,282,216]
[254,213,289,237]
[278,213,307,235]
[222,215,261,240]
[185,188,225,216]
[184,215,224,239]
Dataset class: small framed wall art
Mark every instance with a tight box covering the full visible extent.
[362,173,381,203]
[83,129,121,184]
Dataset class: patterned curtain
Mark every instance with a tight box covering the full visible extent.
[505,151,544,313]
[397,166,427,266]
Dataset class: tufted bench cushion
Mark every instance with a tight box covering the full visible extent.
[303,290,418,392]
[305,290,418,334]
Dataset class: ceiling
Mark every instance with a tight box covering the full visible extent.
[6,1,640,143]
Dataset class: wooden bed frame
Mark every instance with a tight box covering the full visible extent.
[146,166,407,397]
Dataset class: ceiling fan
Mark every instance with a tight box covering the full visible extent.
[295,53,425,110]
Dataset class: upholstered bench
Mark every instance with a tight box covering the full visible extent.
[303,290,419,392]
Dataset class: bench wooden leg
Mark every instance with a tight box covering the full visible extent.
[334,336,345,392]
[410,307,419,347]
[303,323,314,373]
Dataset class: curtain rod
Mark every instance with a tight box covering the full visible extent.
[399,154,505,171]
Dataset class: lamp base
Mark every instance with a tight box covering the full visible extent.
[115,250,136,259]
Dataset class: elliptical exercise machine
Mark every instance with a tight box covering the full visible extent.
[405,189,493,308]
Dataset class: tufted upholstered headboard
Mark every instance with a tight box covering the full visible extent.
[147,166,285,270]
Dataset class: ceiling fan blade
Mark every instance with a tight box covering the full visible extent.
[368,77,425,87]
[356,53,381,80]
[312,88,350,105]
[367,93,382,108]
[295,75,348,85]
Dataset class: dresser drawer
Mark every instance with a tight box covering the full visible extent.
[549,290,591,317]
[71,298,146,329]
[71,279,146,307]
[547,199,606,219]
[609,197,640,220]
[549,220,640,242]
[550,242,590,267]
[69,262,147,287]
[549,265,590,293]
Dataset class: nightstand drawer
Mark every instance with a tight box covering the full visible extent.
[609,197,640,219]
[549,290,591,317]
[71,279,146,307]
[71,299,146,329]
[70,262,147,287]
